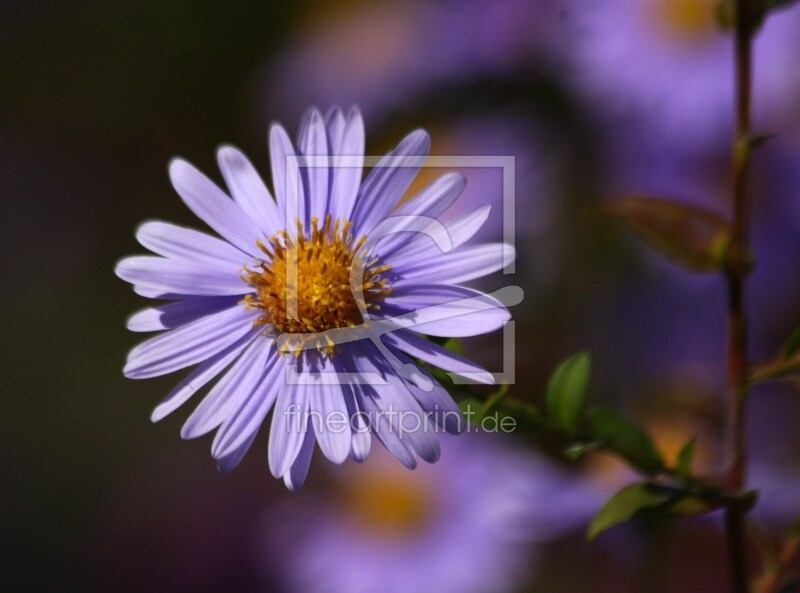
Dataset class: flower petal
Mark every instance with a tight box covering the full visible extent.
[116,256,248,297]
[136,220,249,268]
[384,347,466,434]
[127,296,240,332]
[382,329,493,384]
[370,172,466,258]
[283,416,316,491]
[211,350,283,460]
[325,107,346,150]
[356,388,417,470]
[217,145,281,237]
[394,243,515,285]
[380,284,510,337]
[328,107,365,223]
[351,129,430,236]
[150,327,258,422]
[308,373,352,465]
[180,336,272,439]
[391,205,492,264]
[344,345,418,469]
[123,305,257,379]
[297,108,330,224]
[269,123,305,231]
[132,285,187,300]
[339,378,372,462]
[215,428,258,474]
[268,370,311,478]
[352,342,440,464]
[169,158,263,256]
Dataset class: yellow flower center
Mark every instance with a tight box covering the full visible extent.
[340,469,431,536]
[242,215,392,355]
[654,0,716,40]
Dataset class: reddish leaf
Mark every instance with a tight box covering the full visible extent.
[599,196,732,272]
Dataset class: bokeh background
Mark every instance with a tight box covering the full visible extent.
[3,1,800,592]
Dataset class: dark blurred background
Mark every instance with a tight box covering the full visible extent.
[3,1,800,592]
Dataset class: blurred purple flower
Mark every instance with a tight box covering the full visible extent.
[258,432,601,593]
[564,0,800,152]
[115,107,516,489]
[261,0,562,121]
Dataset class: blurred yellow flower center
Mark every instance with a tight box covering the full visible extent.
[655,0,716,39]
[243,215,392,355]
[342,471,431,536]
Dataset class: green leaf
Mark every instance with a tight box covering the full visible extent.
[749,361,800,384]
[782,327,800,358]
[598,196,732,273]
[441,338,465,356]
[458,398,486,424]
[668,494,719,516]
[588,482,668,540]
[733,489,759,513]
[564,441,601,461]
[546,352,591,436]
[484,384,509,412]
[495,398,546,433]
[675,438,696,478]
[588,409,664,475]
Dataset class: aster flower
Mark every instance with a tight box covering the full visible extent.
[115,107,516,489]
[565,0,800,151]
[257,432,601,593]
[263,0,561,120]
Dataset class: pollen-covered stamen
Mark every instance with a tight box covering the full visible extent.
[242,214,392,355]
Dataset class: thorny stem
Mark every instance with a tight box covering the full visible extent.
[725,0,755,592]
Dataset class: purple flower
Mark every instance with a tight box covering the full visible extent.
[262,0,561,122]
[257,432,601,593]
[565,0,800,152]
[115,107,516,489]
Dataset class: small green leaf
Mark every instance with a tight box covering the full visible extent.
[458,398,485,424]
[749,355,800,385]
[782,327,800,358]
[733,489,759,513]
[589,409,664,475]
[598,196,732,273]
[676,438,696,478]
[564,441,601,461]
[668,494,719,516]
[496,398,546,433]
[546,352,591,436]
[484,384,510,413]
[588,482,668,540]
[441,338,465,356]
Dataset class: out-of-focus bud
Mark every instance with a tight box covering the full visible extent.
[597,195,732,273]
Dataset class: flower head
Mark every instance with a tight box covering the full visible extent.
[257,432,600,593]
[115,107,516,489]
[565,0,800,151]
